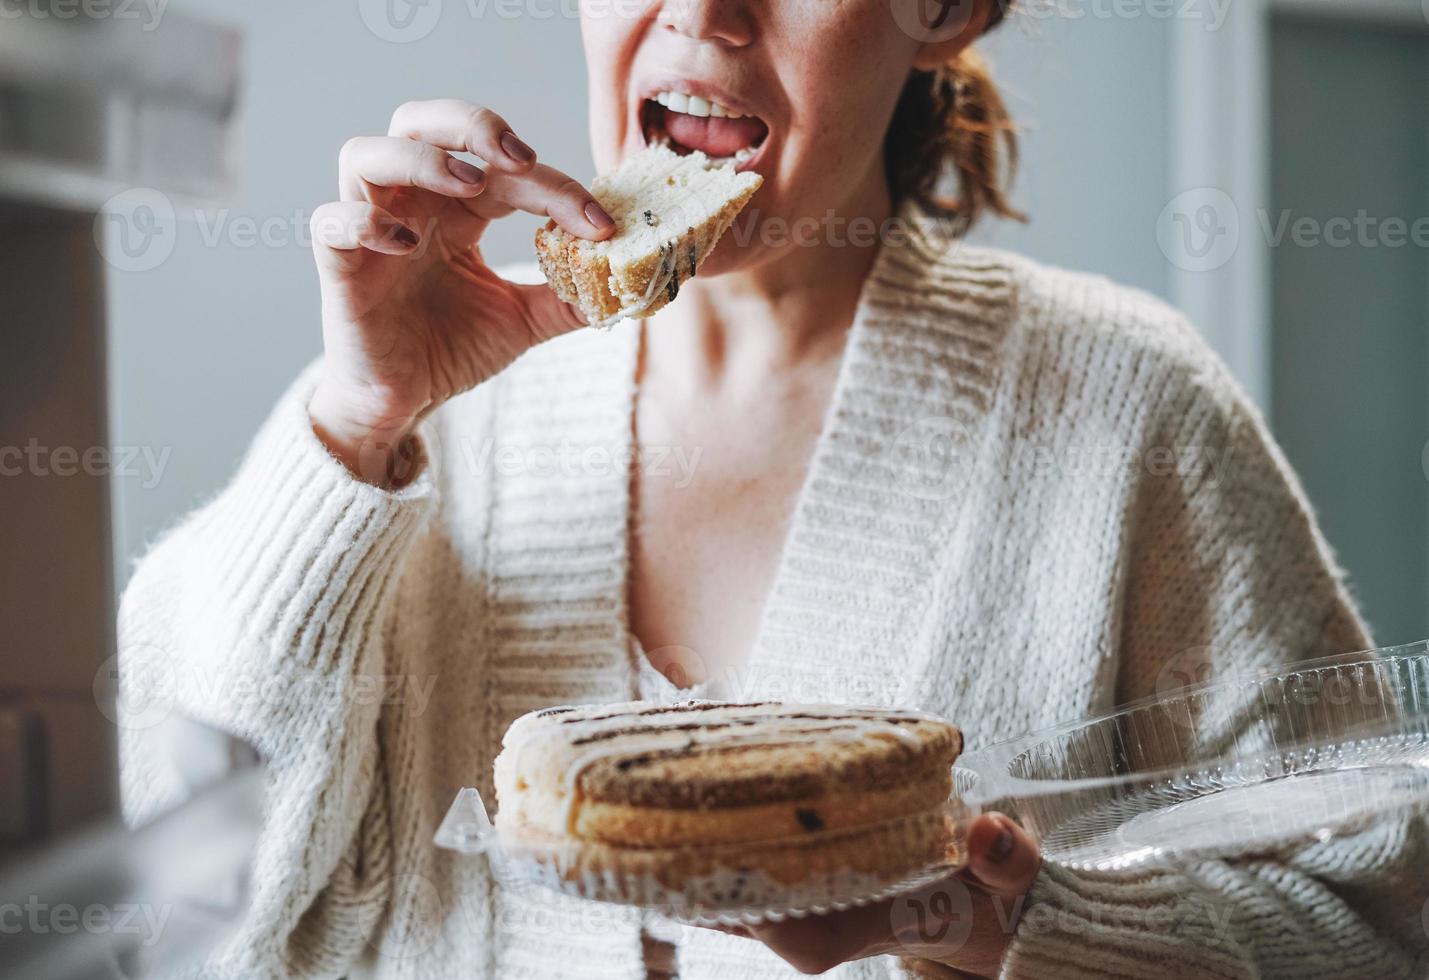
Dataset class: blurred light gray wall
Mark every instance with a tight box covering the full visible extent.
[1268,14,1429,644]
[106,2,1178,585]
[970,12,1171,298]
[107,0,593,582]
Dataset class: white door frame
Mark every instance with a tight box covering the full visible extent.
[1168,0,1428,409]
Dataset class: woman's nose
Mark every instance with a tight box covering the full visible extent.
[657,0,754,48]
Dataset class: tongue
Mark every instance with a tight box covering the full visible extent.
[661,106,766,158]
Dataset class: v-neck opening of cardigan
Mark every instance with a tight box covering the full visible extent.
[621,263,880,704]
[613,214,1017,707]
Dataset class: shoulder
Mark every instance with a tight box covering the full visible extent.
[984,245,1230,385]
[914,241,1250,429]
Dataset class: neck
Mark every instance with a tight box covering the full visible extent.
[645,177,893,396]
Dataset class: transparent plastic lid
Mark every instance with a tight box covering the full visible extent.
[957,642,1429,871]
[435,778,978,924]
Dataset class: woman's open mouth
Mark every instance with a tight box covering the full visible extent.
[640,91,769,171]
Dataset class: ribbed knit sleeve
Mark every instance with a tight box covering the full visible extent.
[117,363,437,978]
[999,370,1429,979]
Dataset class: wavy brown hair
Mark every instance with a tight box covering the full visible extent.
[885,0,1023,233]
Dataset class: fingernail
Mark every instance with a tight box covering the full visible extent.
[500,131,535,165]
[987,823,1015,863]
[447,157,485,186]
[584,201,615,232]
[393,224,420,248]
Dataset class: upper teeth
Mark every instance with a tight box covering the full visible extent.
[653,90,743,119]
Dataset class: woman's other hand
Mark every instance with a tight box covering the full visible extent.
[715,813,1040,978]
[307,99,616,484]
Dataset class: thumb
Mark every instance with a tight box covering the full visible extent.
[514,281,589,343]
[963,813,1041,898]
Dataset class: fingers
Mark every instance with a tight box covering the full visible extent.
[745,914,872,975]
[339,135,487,203]
[384,99,616,238]
[962,813,1041,898]
[310,200,419,273]
[898,958,981,979]
[343,100,616,241]
[465,162,611,241]
[388,98,536,173]
[338,136,613,242]
[704,922,753,939]
[479,163,616,240]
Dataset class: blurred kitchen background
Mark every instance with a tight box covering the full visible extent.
[0,0,1426,970]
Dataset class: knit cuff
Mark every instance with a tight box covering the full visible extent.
[998,863,1248,980]
[162,364,437,753]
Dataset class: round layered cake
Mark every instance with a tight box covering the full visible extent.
[492,700,964,909]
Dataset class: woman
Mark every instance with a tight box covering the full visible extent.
[118,0,1426,977]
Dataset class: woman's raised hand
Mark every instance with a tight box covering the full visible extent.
[307,99,615,485]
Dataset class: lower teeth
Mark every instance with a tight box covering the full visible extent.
[650,134,757,166]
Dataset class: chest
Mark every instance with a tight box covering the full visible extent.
[626,376,830,686]
[459,256,1083,735]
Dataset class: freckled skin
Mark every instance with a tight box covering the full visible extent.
[576,3,989,686]
[307,4,1038,970]
[579,0,942,278]
[559,9,1041,974]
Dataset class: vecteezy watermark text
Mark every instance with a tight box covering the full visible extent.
[726,209,938,251]
[0,896,172,946]
[1158,187,1429,273]
[893,416,1237,502]
[358,0,673,44]
[1259,209,1429,250]
[1024,0,1234,31]
[97,645,440,731]
[0,440,170,489]
[95,188,446,273]
[0,0,168,30]
[458,437,703,488]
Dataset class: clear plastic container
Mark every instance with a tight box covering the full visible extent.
[436,776,977,925]
[956,642,1429,871]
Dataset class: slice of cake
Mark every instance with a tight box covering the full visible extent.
[492,700,964,910]
[534,144,762,328]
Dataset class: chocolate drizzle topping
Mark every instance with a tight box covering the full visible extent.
[562,701,777,725]
[505,700,955,823]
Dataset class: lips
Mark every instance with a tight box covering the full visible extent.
[639,86,770,167]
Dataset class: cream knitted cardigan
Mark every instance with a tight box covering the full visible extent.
[118,220,1428,979]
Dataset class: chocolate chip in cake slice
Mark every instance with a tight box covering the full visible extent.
[795,808,825,832]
